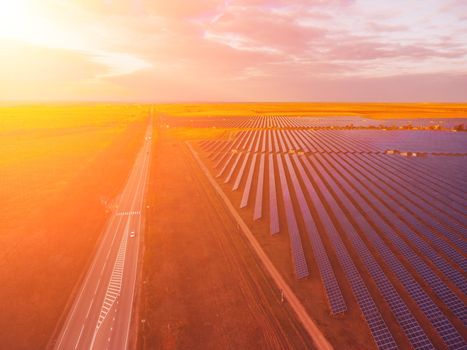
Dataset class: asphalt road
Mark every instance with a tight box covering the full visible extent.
[53,123,152,350]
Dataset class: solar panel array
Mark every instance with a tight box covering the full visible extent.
[197,116,467,350]
[164,115,467,129]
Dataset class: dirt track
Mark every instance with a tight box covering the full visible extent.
[138,131,314,349]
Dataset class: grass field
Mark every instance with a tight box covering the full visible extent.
[0,105,148,349]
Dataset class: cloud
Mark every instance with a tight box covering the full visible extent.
[1,0,466,101]
[0,40,114,100]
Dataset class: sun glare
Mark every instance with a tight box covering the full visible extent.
[0,0,81,50]
[0,1,43,41]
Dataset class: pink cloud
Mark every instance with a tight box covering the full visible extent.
[1,0,466,102]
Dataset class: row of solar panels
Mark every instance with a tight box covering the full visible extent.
[165,115,466,130]
[203,129,379,157]
[338,129,467,154]
[198,130,466,350]
[164,115,369,129]
[206,128,467,162]
[233,116,362,129]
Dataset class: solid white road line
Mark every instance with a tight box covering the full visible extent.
[74,325,85,350]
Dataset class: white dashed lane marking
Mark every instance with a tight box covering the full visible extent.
[95,228,129,330]
[115,211,141,216]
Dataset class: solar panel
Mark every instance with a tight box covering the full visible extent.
[254,130,261,153]
[267,130,273,153]
[351,153,467,268]
[248,130,258,152]
[216,152,234,178]
[287,130,301,150]
[304,130,324,153]
[415,157,466,186]
[276,154,309,279]
[396,156,466,193]
[240,153,257,208]
[213,131,245,166]
[336,153,467,294]
[282,130,293,151]
[377,156,466,220]
[272,130,280,153]
[240,130,254,150]
[232,152,251,191]
[329,153,467,324]
[284,154,346,314]
[277,130,287,153]
[290,130,309,152]
[268,153,280,234]
[298,154,434,349]
[224,152,242,184]
[253,154,265,220]
[358,154,467,255]
[298,130,316,153]
[261,130,266,153]
[314,154,466,348]
[208,140,230,160]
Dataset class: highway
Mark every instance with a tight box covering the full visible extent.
[52,122,152,350]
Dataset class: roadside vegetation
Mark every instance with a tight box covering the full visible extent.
[0,105,148,349]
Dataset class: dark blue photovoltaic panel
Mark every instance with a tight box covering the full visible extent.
[335,154,467,296]
[232,152,251,191]
[378,156,466,221]
[268,153,280,234]
[284,154,346,314]
[203,121,467,350]
[350,153,467,270]
[224,152,242,183]
[216,152,234,178]
[357,154,467,256]
[253,154,265,220]
[240,153,257,208]
[213,131,245,167]
[277,130,287,153]
[328,153,467,324]
[299,155,434,349]
[267,130,273,153]
[248,130,258,152]
[276,154,309,279]
[314,153,466,349]
[282,130,293,151]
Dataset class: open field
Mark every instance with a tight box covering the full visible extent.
[0,105,148,349]
[154,102,467,119]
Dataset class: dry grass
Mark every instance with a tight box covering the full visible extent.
[153,102,467,119]
[0,104,148,349]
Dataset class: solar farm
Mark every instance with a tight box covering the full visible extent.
[184,115,467,350]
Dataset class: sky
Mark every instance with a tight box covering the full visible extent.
[0,0,466,102]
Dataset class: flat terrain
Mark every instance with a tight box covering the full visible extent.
[0,105,148,349]
[1,103,465,350]
[192,116,466,349]
[140,109,466,350]
[53,123,152,350]
[138,130,314,349]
